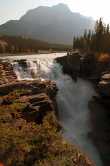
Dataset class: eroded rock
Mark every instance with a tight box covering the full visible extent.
[0,60,17,85]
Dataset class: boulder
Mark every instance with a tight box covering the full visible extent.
[22,93,54,123]
[98,72,110,97]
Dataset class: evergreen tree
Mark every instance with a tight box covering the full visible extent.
[73,18,110,53]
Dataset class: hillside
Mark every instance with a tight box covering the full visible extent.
[0,3,94,44]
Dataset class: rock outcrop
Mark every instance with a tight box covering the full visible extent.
[56,51,80,80]
[0,60,17,84]
[0,80,58,124]
[56,52,110,83]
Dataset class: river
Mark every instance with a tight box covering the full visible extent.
[0,52,102,166]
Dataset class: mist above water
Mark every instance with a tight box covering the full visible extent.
[1,53,102,166]
[56,74,102,166]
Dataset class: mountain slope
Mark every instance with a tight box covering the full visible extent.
[0,3,94,44]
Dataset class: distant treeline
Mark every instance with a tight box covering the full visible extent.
[0,35,71,53]
[73,18,110,53]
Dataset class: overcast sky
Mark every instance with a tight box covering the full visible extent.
[0,0,110,25]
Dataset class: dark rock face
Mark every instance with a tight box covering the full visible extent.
[56,52,80,81]
[89,98,110,166]
[85,58,110,166]
[80,53,98,81]
[56,52,110,83]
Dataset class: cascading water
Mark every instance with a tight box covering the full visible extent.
[1,53,102,166]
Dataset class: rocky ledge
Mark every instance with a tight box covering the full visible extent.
[0,60,93,166]
[0,81,94,166]
[0,60,17,85]
[0,80,58,123]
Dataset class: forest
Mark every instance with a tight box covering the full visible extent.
[73,18,110,53]
[0,35,71,53]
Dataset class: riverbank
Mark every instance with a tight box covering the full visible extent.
[56,51,110,166]
[0,60,94,166]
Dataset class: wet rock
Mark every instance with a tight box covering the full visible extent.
[56,52,80,81]
[17,59,27,68]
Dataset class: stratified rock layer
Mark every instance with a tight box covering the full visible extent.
[0,60,17,85]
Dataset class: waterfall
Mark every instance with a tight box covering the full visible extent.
[51,61,102,166]
[2,53,102,166]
